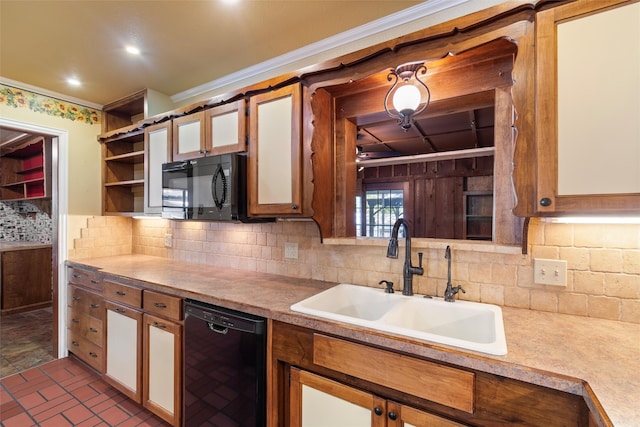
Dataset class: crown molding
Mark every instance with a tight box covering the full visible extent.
[171,0,469,103]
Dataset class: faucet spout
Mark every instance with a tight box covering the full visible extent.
[444,245,465,302]
[386,219,423,296]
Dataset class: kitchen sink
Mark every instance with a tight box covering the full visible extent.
[290,284,507,355]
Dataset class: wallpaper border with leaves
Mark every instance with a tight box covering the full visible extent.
[0,84,101,125]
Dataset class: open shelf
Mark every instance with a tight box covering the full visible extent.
[0,137,51,201]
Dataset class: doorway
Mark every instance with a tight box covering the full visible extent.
[0,118,69,376]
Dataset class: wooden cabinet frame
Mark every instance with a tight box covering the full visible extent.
[534,0,640,215]
[204,100,247,156]
[248,83,303,216]
[172,111,206,161]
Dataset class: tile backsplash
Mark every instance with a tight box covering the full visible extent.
[68,216,640,324]
[0,201,52,243]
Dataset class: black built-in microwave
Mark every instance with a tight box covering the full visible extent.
[161,154,247,221]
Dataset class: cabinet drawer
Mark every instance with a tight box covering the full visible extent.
[103,280,142,308]
[313,334,475,413]
[68,333,104,373]
[68,285,104,320]
[67,311,103,347]
[143,291,182,321]
[67,267,102,291]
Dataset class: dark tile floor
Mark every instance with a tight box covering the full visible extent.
[0,357,170,426]
[1,308,55,378]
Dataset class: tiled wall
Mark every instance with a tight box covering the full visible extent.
[67,216,132,258]
[68,216,640,324]
[0,201,52,243]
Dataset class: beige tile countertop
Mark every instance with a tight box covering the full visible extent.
[0,241,52,252]
[66,254,640,427]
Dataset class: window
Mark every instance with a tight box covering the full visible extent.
[356,183,406,237]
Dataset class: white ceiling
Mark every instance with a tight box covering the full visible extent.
[0,0,426,107]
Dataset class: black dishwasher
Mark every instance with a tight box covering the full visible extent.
[183,299,266,427]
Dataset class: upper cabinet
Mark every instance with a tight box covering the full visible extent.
[144,122,172,215]
[205,100,247,156]
[172,112,205,161]
[248,83,303,216]
[100,89,172,216]
[534,0,640,215]
[0,136,51,201]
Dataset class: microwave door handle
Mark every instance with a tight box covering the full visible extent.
[212,165,227,210]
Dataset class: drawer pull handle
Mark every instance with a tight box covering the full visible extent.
[89,352,98,358]
[115,308,126,314]
[89,327,98,333]
[152,321,167,329]
[90,304,99,309]
[153,303,167,309]
[71,318,79,324]
[115,291,126,296]
[72,274,80,278]
[73,296,80,301]
[71,341,79,347]
[90,280,100,284]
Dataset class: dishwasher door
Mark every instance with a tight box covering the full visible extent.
[183,300,266,427]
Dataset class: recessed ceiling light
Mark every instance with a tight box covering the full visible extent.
[125,45,140,55]
[66,77,81,87]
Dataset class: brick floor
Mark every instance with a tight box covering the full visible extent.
[0,357,170,427]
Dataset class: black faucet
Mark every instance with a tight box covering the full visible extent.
[444,245,465,302]
[386,219,423,296]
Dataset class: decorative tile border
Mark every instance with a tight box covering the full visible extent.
[0,201,52,243]
[0,84,101,125]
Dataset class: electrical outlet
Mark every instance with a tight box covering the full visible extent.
[534,258,567,286]
[284,242,298,259]
[164,233,173,248]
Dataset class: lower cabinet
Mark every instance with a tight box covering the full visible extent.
[104,300,143,403]
[143,313,182,427]
[272,321,591,427]
[290,368,467,427]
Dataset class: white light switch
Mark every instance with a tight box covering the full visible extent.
[164,234,173,248]
[534,258,567,286]
[284,242,298,259]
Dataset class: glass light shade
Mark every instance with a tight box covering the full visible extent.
[392,84,421,113]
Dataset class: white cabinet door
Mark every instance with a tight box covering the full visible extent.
[248,83,302,216]
[105,302,142,403]
[173,111,205,161]
[556,2,640,196]
[144,121,171,214]
[290,368,385,427]
[143,313,181,427]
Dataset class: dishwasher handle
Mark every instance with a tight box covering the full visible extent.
[208,322,228,334]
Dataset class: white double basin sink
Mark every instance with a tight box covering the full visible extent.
[290,283,507,355]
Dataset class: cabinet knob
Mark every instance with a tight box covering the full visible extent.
[115,308,125,314]
[540,197,552,207]
[291,204,298,210]
[89,352,98,358]
[90,304,100,309]
[71,341,79,347]
[388,411,398,421]
[152,321,167,329]
[374,407,383,416]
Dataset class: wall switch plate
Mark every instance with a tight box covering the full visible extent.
[164,234,173,248]
[534,258,567,286]
[284,242,298,259]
